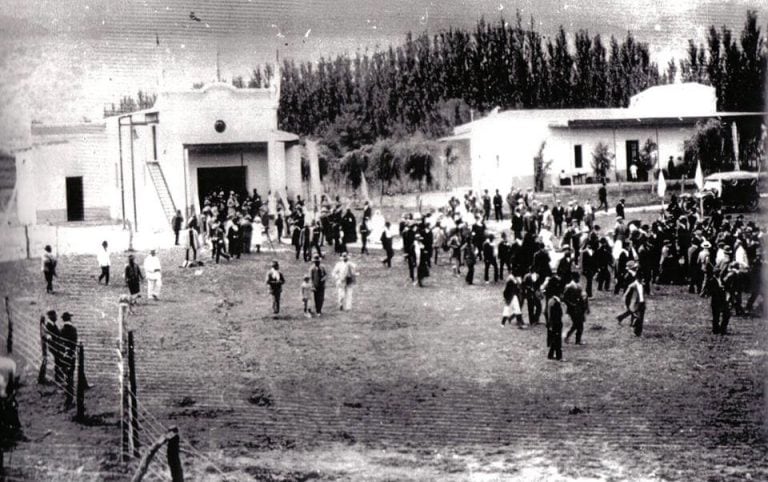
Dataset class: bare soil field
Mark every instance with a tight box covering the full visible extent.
[1,209,767,480]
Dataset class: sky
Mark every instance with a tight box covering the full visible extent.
[0,0,766,147]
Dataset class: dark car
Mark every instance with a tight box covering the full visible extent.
[697,171,760,213]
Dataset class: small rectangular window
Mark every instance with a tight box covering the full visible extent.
[574,145,583,169]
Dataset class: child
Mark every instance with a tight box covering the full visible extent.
[301,275,313,318]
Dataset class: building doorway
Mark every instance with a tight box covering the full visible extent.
[65,176,84,221]
[197,166,247,205]
[625,140,639,181]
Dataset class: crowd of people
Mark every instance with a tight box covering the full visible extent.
[38,182,766,363]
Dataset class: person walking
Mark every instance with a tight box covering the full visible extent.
[124,254,143,306]
[42,245,57,294]
[171,210,183,245]
[598,181,608,212]
[266,261,285,314]
[300,275,313,318]
[309,255,327,315]
[59,312,78,406]
[143,250,162,300]
[380,221,394,268]
[563,273,588,345]
[483,235,499,284]
[463,238,477,285]
[493,189,503,221]
[332,253,357,311]
[545,277,564,361]
[617,269,646,336]
[702,267,730,335]
[501,274,524,328]
[97,241,111,285]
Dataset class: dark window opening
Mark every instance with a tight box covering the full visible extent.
[65,176,84,222]
[574,145,583,169]
[151,125,158,160]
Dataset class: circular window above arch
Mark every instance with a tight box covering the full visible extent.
[214,120,226,133]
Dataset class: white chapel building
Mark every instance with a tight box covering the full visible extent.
[14,82,301,233]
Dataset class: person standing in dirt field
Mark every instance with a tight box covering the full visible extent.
[143,250,162,300]
[171,209,183,245]
[266,261,285,314]
[42,245,57,294]
[563,273,588,345]
[59,312,78,405]
[309,255,327,315]
[545,277,564,360]
[332,252,357,311]
[97,241,111,285]
[598,181,609,212]
[493,189,503,221]
[615,198,625,220]
[617,268,646,337]
[124,254,143,306]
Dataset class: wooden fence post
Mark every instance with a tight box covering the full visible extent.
[118,298,127,463]
[76,343,86,421]
[167,427,184,482]
[37,316,47,384]
[128,330,140,458]
[4,296,11,354]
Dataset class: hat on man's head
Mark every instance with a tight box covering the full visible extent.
[723,246,733,254]
[313,254,321,261]
[701,240,712,249]
[46,309,56,318]
[62,312,72,322]
[271,260,279,268]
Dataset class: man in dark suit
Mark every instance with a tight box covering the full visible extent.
[59,312,78,406]
[563,273,588,345]
[597,181,608,212]
[511,208,524,240]
[522,271,542,325]
[308,255,327,315]
[497,232,511,279]
[615,198,625,220]
[483,235,499,283]
[546,277,564,360]
[380,222,394,268]
[702,267,729,334]
[463,239,477,285]
[482,190,491,221]
[493,189,503,221]
[551,200,565,237]
[300,223,312,262]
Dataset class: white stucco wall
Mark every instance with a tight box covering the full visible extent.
[16,130,111,224]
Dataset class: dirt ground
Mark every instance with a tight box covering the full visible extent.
[1,207,767,481]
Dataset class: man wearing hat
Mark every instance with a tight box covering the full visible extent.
[266,261,285,314]
[332,253,357,311]
[615,198,625,220]
[617,263,645,337]
[702,266,730,334]
[563,272,589,345]
[39,310,59,384]
[143,250,162,300]
[309,255,328,315]
[545,276,564,360]
[552,200,565,237]
[60,312,78,404]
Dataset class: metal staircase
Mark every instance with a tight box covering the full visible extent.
[146,161,177,221]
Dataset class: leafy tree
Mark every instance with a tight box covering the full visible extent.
[533,141,552,192]
[591,142,614,180]
[369,139,401,202]
[684,119,731,173]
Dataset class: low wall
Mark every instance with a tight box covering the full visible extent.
[0,224,175,263]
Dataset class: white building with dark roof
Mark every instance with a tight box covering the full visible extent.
[440,83,764,192]
[14,82,301,233]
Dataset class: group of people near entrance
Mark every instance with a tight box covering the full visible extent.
[41,180,766,363]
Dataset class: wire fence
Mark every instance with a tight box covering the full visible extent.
[1,293,227,480]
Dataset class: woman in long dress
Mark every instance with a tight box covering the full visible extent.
[369,209,386,245]
[502,274,524,328]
